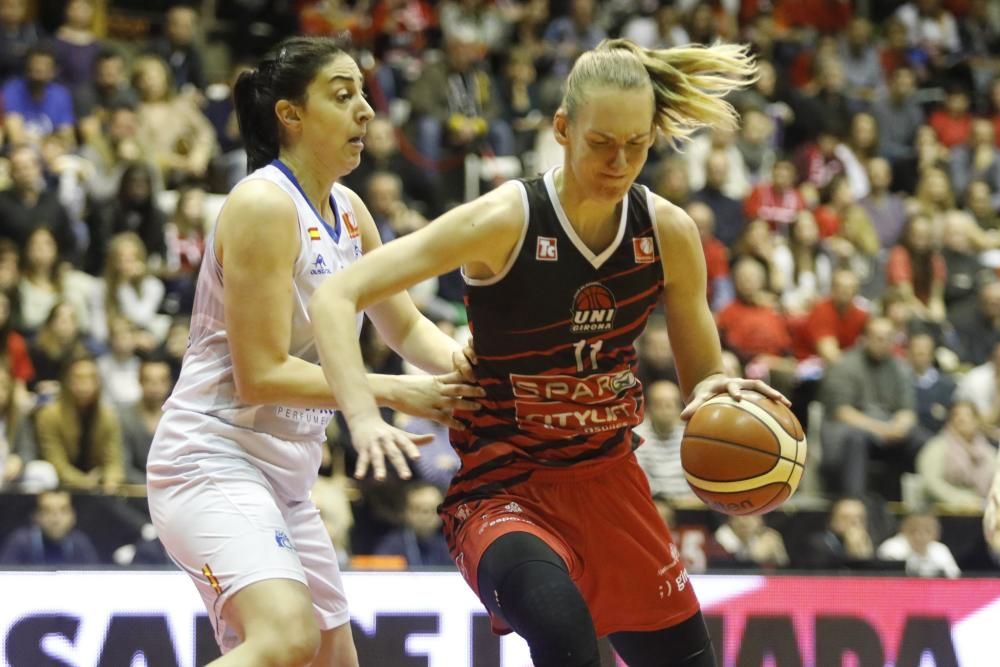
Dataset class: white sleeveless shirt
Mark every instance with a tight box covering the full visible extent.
[164,161,364,443]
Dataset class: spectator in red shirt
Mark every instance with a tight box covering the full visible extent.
[687,201,733,312]
[929,86,973,149]
[887,214,947,322]
[803,268,870,364]
[744,159,806,231]
[774,0,853,35]
[0,290,33,390]
[717,258,797,394]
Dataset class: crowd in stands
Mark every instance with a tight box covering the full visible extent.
[1,0,1000,572]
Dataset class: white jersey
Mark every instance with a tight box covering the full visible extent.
[164,161,364,443]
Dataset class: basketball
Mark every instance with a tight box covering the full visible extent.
[681,391,807,516]
[574,283,614,310]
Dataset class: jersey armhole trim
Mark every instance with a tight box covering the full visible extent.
[644,185,665,280]
[462,181,530,287]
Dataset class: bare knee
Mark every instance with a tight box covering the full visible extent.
[225,580,322,667]
[248,615,321,667]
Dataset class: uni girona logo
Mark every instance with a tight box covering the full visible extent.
[570,282,616,334]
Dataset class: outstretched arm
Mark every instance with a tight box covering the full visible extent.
[309,183,524,478]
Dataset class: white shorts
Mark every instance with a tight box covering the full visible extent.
[147,410,348,653]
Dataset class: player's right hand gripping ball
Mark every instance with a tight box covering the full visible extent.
[681,391,807,515]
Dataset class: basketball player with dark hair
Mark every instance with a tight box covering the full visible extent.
[146,37,481,666]
[310,39,787,666]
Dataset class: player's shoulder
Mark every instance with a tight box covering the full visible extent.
[225,177,297,220]
[449,179,526,234]
[647,191,699,244]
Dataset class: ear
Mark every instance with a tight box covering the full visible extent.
[553,109,570,147]
[274,99,302,133]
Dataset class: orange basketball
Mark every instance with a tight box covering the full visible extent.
[681,391,807,515]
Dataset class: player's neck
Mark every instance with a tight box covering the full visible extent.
[554,167,619,238]
[279,151,339,219]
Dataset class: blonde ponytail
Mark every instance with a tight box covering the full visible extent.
[562,39,758,144]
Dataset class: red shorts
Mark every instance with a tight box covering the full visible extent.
[441,454,700,637]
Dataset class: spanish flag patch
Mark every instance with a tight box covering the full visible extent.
[308,227,321,241]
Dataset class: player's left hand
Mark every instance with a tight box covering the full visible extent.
[452,340,478,383]
[680,375,791,421]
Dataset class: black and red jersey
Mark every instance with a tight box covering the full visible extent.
[446,169,664,508]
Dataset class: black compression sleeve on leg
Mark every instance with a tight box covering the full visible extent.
[609,611,717,667]
[477,532,600,667]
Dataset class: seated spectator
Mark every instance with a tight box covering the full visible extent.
[407,27,512,197]
[803,496,877,570]
[886,215,947,322]
[744,159,806,232]
[950,118,1000,208]
[813,175,880,264]
[28,301,92,398]
[0,362,54,492]
[438,0,510,54]
[967,180,1000,232]
[877,511,961,578]
[156,316,189,381]
[374,481,452,567]
[894,0,961,62]
[686,201,732,312]
[819,317,928,497]
[801,268,868,365]
[950,280,1000,366]
[859,157,908,249]
[712,515,789,570]
[88,162,167,273]
[79,106,150,217]
[917,401,996,510]
[941,210,989,319]
[906,332,956,435]
[0,145,76,262]
[636,315,678,387]
[36,355,124,492]
[717,257,793,364]
[92,232,170,348]
[74,49,138,140]
[691,148,746,247]
[0,289,34,393]
[17,227,95,336]
[341,116,440,217]
[119,358,172,484]
[0,0,42,83]
[908,166,954,225]
[0,490,99,565]
[651,157,692,209]
[956,342,1000,434]
[132,54,216,187]
[1,45,75,148]
[634,380,692,501]
[156,185,205,315]
[685,127,750,200]
[773,211,831,316]
[837,17,885,104]
[52,0,101,91]
[929,86,973,150]
[146,5,206,92]
[0,240,19,294]
[872,66,923,191]
[731,219,786,299]
[735,107,778,187]
[96,316,141,406]
[542,0,606,78]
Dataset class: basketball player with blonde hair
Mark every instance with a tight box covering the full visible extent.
[311,39,787,666]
